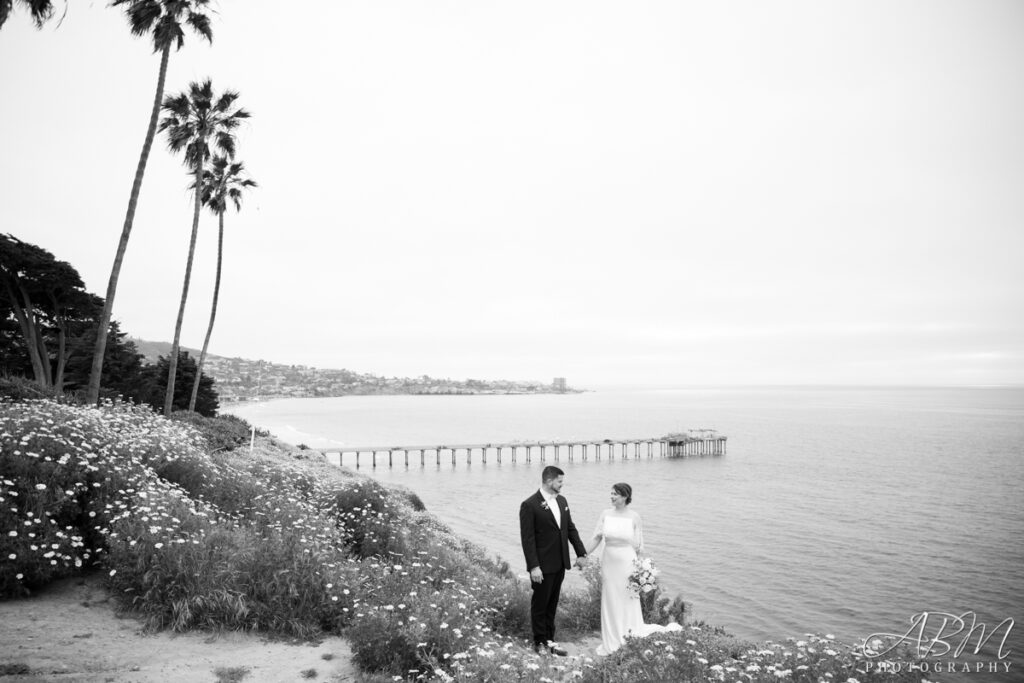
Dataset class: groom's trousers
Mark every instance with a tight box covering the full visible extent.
[530,568,566,646]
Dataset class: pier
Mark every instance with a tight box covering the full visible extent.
[321,430,726,469]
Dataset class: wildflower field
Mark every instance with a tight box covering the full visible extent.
[1,399,930,682]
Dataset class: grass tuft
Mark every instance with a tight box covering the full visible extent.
[0,663,32,675]
[213,665,250,682]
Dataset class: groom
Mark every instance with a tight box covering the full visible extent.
[519,465,588,656]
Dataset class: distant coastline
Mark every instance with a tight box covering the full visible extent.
[223,386,585,405]
[128,337,580,402]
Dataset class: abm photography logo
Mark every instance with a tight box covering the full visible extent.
[861,611,1015,676]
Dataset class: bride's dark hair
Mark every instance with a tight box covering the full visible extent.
[612,482,632,505]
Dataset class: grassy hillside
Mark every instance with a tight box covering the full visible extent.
[0,398,922,682]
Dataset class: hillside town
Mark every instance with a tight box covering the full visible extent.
[129,339,575,402]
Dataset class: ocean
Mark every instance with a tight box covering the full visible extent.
[228,386,1024,681]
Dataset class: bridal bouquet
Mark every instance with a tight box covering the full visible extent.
[627,556,659,596]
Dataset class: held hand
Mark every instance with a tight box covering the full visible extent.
[530,567,544,584]
[575,556,588,569]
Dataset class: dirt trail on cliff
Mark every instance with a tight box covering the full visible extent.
[0,575,359,682]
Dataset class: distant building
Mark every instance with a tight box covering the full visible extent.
[553,377,567,393]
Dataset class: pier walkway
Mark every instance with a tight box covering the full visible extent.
[321,430,726,469]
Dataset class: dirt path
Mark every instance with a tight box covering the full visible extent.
[0,576,359,682]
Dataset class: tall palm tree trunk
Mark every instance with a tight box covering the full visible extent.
[164,158,205,416]
[189,208,223,412]
[87,43,171,405]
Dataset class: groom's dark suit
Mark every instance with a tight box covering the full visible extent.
[519,490,587,649]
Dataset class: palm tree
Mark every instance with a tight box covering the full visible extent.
[0,0,55,29]
[86,0,213,406]
[187,155,257,412]
[159,79,250,416]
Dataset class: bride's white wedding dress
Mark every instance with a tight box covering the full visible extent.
[593,513,682,656]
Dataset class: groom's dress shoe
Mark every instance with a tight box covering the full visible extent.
[548,644,568,657]
[533,643,547,656]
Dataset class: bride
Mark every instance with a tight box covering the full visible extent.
[584,482,682,656]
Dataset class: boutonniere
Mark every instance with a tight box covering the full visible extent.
[540,501,549,510]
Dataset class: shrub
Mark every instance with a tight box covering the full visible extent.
[404,489,426,512]
[577,628,927,683]
[106,518,360,636]
[0,399,204,598]
[554,559,603,635]
[0,399,360,636]
[0,377,50,401]
[151,453,267,522]
[348,607,420,674]
[348,575,501,678]
[475,579,532,641]
[321,479,406,560]
[170,412,252,452]
[641,580,687,627]
[436,640,590,682]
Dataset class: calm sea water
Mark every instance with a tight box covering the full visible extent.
[229,387,1024,681]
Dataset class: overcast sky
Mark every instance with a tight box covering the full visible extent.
[3,1,1022,387]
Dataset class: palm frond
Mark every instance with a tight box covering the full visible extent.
[167,133,193,155]
[28,0,54,26]
[160,91,191,114]
[213,90,240,112]
[226,187,244,212]
[0,0,56,29]
[183,143,207,169]
[214,131,235,158]
[115,0,161,42]
[154,15,185,51]
[186,10,212,43]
